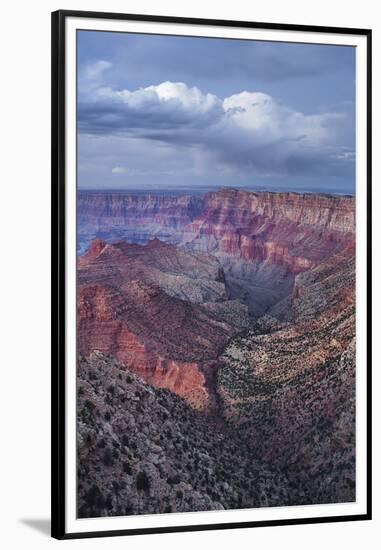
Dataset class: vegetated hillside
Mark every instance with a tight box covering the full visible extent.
[217,252,356,504]
[77,352,292,518]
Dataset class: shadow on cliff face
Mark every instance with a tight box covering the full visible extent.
[223,259,295,318]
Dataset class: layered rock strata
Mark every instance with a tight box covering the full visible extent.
[78,189,355,315]
[78,238,248,410]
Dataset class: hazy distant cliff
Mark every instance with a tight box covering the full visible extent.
[78,188,355,236]
[78,192,204,232]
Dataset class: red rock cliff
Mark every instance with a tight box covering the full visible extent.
[77,239,247,410]
[185,189,355,272]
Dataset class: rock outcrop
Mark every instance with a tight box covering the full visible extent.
[183,189,354,314]
[78,238,248,410]
[78,237,228,304]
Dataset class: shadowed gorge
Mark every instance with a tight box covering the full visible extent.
[77,188,356,516]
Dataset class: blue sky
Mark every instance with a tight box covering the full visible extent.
[77,30,356,194]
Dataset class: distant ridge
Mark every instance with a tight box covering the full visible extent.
[78,186,355,198]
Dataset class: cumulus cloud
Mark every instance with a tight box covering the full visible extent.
[78,68,354,181]
[222,91,341,147]
[79,79,223,135]
[113,81,220,113]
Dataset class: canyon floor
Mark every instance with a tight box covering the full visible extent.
[77,188,356,517]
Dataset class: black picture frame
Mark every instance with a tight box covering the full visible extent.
[51,9,372,540]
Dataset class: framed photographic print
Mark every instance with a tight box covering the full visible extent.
[51,9,372,539]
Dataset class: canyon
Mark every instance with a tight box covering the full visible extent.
[77,187,356,515]
[78,188,354,315]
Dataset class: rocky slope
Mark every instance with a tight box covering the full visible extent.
[78,237,229,304]
[78,238,248,410]
[77,352,293,518]
[217,250,356,503]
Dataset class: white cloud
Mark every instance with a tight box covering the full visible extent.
[91,81,222,131]
[111,166,127,174]
[84,80,344,148]
[79,79,352,178]
[223,91,343,147]
[108,81,220,113]
[148,81,220,113]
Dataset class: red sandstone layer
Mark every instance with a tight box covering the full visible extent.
[77,240,245,410]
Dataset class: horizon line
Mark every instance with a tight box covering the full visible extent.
[77,186,355,198]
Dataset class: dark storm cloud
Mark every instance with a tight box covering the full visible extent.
[78,94,223,135]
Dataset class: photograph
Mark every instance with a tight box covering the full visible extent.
[77,28,357,515]
[51,10,371,539]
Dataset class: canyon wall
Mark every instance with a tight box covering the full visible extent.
[78,188,355,249]
[78,189,355,315]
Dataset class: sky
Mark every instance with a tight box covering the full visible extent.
[77,30,356,194]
